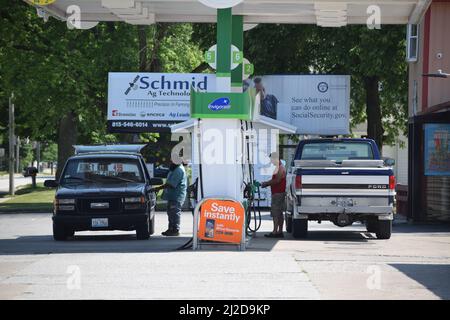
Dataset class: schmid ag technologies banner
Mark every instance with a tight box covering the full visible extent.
[249,75,350,135]
[107,73,216,132]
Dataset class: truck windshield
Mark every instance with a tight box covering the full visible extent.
[301,142,374,162]
[61,158,144,184]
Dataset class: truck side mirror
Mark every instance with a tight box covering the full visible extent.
[44,180,58,188]
[384,158,395,166]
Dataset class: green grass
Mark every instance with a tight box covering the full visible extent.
[0,183,54,213]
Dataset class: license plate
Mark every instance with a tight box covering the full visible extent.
[92,218,108,228]
[335,198,353,207]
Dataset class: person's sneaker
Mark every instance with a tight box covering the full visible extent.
[162,229,180,237]
[264,233,277,238]
[264,232,284,238]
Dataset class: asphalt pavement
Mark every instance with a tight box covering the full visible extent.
[0,211,449,300]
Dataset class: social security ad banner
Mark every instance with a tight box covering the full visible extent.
[247,75,351,135]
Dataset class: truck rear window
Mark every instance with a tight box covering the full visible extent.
[301,142,374,162]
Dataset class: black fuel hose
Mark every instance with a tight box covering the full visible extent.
[244,182,262,236]
[245,121,262,236]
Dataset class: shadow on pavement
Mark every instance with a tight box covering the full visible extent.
[297,230,376,242]
[0,229,377,255]
[247,229,377,251]
[392,223,450,234]
[0,234,194,255]
[390,263,450,299]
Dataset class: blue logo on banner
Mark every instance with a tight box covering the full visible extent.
[317,82,329,93]
[208,97,231,111]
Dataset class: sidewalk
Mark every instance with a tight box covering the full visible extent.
[0,174,54,199]
[0,173,22,180]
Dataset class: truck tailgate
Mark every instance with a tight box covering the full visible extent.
[300,167,391,197]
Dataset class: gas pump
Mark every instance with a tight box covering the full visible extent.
[170,6,296,250]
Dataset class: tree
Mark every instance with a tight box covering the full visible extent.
[1,2,205,177]
[308,26,408,150]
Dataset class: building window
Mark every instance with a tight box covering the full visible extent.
[407,24,419,62]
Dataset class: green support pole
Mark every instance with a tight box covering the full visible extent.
[216,8,232,80]
[231,15,244,90]
[190,11,252,119]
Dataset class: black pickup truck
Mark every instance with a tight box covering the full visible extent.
[44,145,163,241]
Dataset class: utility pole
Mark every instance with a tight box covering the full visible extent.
[36,141,41,173]
[8,93,15,196]
[15,136,20,173]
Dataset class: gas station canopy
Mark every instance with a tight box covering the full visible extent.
[27,0,429,27]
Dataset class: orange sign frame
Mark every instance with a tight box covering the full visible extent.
[197,199,245,244]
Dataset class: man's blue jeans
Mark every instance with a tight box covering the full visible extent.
[167,200,182,231]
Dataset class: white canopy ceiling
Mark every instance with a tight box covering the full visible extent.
[25,0,430,27]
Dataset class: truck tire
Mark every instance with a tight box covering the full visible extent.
[292,219,308,239]
[285,214,293,233]
[376,220,392,239]
[136,218,150,240]
[53,222,69,241]
[366,218,378,233]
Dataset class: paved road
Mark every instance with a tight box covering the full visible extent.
[0,175,53,195]
[0,211,449,299]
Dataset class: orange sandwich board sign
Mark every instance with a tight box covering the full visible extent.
[196,198,245,248]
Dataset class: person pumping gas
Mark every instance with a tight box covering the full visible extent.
[259,152,287,238]
[151,158,187,237]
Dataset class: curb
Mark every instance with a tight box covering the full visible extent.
[0,210,52,214]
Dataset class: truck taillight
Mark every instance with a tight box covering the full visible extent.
[389,175,396,190]
[295,175,302,189]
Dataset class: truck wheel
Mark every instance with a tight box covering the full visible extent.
[285,214,293,233]
[366,218,377,233]
[53,222,68,241]
[136,218,150,240]
[292,219,308,239]
[376,220,392,239]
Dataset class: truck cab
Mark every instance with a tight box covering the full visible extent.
[286,138,395,239]
[44,145,163,241]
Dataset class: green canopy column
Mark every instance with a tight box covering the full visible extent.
[216,8,232,92]
[190,11,251,120]
[231,15,243,93]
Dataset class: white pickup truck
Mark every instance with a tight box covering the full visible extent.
[286,138,395,239]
